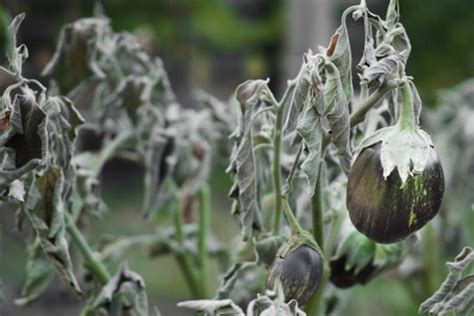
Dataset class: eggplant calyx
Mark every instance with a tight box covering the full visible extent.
[354,124,434,184]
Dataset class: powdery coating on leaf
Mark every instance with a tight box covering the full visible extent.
[323,62,352,174]
[296,104,323,197]
[419,247,474,316]
[227,79,270,239]
[14,238,55,305]
[22,168,83,298]
[92,263,149,316]
[178,299,245,316]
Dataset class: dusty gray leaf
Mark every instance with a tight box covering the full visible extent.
[419,247,474,316]
[42,17,108,94]
[328,6,355,101]
[227,79,269,240]
[3,13,28,77]
[23,167,83,298]
[296,102,323,197]
[178,299,245,316]
[7,179,25,202]
[14,238,55,306]
[0,83,48,192]
[284,62,311,132]
[324,63,352,174]
[91,263,149,316]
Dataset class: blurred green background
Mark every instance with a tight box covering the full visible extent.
[1,0,473,315]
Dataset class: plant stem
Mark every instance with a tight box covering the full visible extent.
[271,84,295,235]
[272,103,284,235]
[173,197,201,298]
[349,79,399,127]
[397,82,417,131]
[65,213,111,284]
[305,138,330,315]
[197,184,211,298]
[311,169,325,247]
[421,222,440,297]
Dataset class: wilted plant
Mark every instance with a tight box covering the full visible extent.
[1,0,473,315]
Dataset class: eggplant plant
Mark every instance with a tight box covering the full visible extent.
[1,0,473,315]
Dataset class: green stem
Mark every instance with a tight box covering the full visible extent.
[305,140,329,315]
[311,169,324,247]
[66,213,111,284]
[272,103,284,235]
[349,79,400,127]
[270,84,295,235]
[397,82,417,132]
[173,197,201,298]
[421,222,440,297]
[305,264,330,316]
[281,196,304,234]
[197,184,211,298]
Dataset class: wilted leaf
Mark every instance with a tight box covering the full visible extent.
[0,83,48,192]
[323,63,352,174]
[178,299,244,316]
[42,17,108,94]
[23,167,83,298]
[419,247,474,316]
[227,79,270,239]
[2,13,28,77]
[15,238,55,306]
[328,6,355,101]
[296,103,323,197]
[91,263,149,316]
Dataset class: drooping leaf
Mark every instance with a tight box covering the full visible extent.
[327,5,356,101]
[14,238,55,306]
[284,61,311,133]
[419,247,474,316]
[2,13,28,77]
[0,83,48,192]
[178,299,245,316]
[91,263,149,316]
[42,17,108,94]
[23,167,83,298]
[227,79,270,240]
[296,103,323,197]
[323,62,352,174]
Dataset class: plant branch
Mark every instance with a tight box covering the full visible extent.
[197,184,211,298]
[349,79,400,127]
[66,213,111,284]
[173,196,201,298]
[271,86,293,235]
[305,138,329,315]
[284,142,303,194]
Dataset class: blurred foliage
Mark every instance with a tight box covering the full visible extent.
[95,0,282,53]
[397,0,474,102]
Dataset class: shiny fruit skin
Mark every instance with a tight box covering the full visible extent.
[346,143,444,243]
[267,245,323,305]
